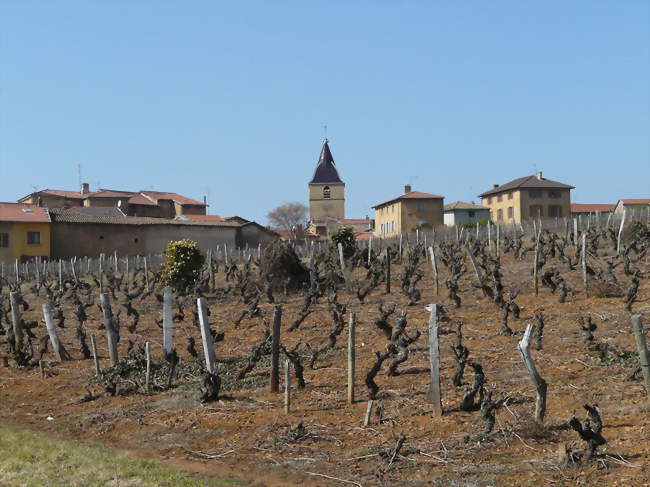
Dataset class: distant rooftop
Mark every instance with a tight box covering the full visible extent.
[373,190,444,209]
[479,173,574,198]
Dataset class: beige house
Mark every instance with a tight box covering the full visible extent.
[373,185,444,237]
[478,172,573,223]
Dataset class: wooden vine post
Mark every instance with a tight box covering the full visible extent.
[533,230,540,296]
[9,292,23,351]
[427,304,443,417]
[631,315,650,403]
[338,242,350,291]
[617,210,626,255]
[145,341,152,391]
[162,286,174,356]
[91,335,100,376]
[348,312,356,405]
[385,247,391,294]
[100,293,119,366]
[428,246,439,296]
[270,304,282,393]
[581,233,588,296]
[518,323,547,425]
[284,360,291,414]
[197,297,216,373]
[42,303,64,361]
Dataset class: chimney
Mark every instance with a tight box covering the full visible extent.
[81,182,89,195]
[493,184,499,189]
[404,184,412,194]
[536,171,543,180]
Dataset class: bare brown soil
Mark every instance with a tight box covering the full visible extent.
[1,250,649,486]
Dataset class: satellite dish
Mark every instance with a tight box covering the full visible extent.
[117,200,122,208]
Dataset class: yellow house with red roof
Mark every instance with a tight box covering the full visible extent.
[0,203,51,262]
[373,185,444,237]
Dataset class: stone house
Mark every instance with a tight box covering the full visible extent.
[443,201,490,227]
[478,172,574,223]
[48,208,277,258]
[0,203,51,262]
[373,185,444,237]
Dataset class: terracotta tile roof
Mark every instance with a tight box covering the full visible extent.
[479,174,574,198]
[175,214,224,222]
[39,189,84,199]
[0,202,51,223]
[571,204,616,213]
[86,189,136,198]
[128,194,158,206]
[355,231,374,240]
[309,139,344,184]
[619,199,650,205]
[49,208,237,226]
[373,190,444,209]
[140,191,205,206]
[444,201,489,211]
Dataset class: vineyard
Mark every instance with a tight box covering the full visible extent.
[1,215,649,486]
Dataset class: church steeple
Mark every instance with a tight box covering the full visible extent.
[309,139,343,184]
[308,138,345,222]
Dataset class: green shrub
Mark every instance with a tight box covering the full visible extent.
[160,239,204,291]
[458,218,490,229]
[331,226,356,258]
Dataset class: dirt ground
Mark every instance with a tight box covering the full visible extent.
[1,247,649,487]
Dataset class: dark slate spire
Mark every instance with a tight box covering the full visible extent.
[309,139,343,184]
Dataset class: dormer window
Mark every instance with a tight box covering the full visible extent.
[323,186,331,199]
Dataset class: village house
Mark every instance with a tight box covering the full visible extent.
[478,171,574,223]
[443,201,490,227]
[18,184,207,219]
[373,185,444,237]
[614,199,650,217]
[0,203,51,262]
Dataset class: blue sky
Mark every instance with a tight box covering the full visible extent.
[1,1,648,223]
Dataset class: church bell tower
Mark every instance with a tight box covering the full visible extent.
[308,139,345,223]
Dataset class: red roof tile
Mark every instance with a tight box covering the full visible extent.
[179,214,224,222]
[39,189,84,199]
[86,189,135,198]
[0,203,51,223]
[373,191,444,209]
[619,199,650,205]
[140,191,205,206]
[127,194,158,206]
[571,204,616,213]
[479,174,574,198]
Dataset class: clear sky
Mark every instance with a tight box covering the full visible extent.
[1,1,648,223]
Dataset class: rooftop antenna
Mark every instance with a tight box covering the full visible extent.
[77,163,82,188]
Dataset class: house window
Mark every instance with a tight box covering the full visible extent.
[548,205,562,217]
[468,210,475,218]
[27,232,40,245]
[548,190,560,199]
[507,206,513,219]
[497,209,503,221]
[418,202,425,211]
[529,190,542,198]
[0,233,8,248]
[529,205,543,217]
[487,197,492,204]
[323,186,331,199]
[497,194,503,202]
[508,192,513,200]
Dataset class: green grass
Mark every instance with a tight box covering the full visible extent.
[0,424,237,487]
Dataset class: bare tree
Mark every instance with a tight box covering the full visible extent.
[267,202,308,238]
